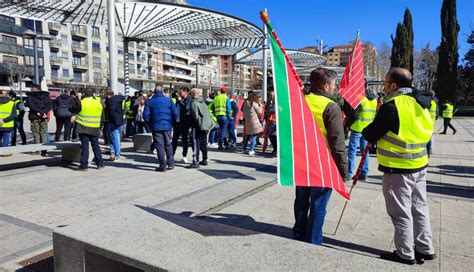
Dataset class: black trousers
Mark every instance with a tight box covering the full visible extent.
[55,117,72,141]
[192,128,208,163]
[102,121,109,145]
[172,122,192,157]
[11,119,27,145]
[443,118,456,133]
[126,119,135,137]
[153,131,174,169]
[79,133,103,168]
[269,135,277,153]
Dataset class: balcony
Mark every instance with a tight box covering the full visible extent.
[72,43,88,54]
[50,56,62,66]
[72,60,89,70]
[0,62,44,76]
[49,39,61,49]
[92,63,102,69]
[0,21,28,36]
[73,74,89,83]
[71,27,87,38]
[92,48,101,55]
[0,44,43,57]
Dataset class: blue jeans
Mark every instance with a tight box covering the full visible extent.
[242,134,257,152]
[347,131,369,178]
[208,127,218,144]
[228,119,236,144]
[1,131,11,147]
[217,116,229,147]
[293,186,332,245]
[426,137,433,155]
[108,124,123,157]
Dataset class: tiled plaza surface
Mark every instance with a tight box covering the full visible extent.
[0,118,472,271]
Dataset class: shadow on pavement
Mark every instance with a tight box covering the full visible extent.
[198,169,256,180]
[211,159,277,173]
[136,205,388,258]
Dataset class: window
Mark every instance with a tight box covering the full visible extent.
[224,69,228,74]
[93,57,101,64]
[3,55,18,64]
[61,34,68,44]
[73,71,82,81]
[93,72,101,79]
[21,19,43,34]
[62,52,69,60]
[0,15,15,24]
[2,35,17,45]
[92,26,100,36]
[92,42,100,52]
[62,69,69,78]
[51,69,59,79]
[224,63,228,68]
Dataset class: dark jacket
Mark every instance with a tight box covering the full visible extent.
[70,96,103,137]
[144,92,179,132]
[315,91,349,180]
[0,97,17,132]
[53,94,75,118]
[26,91,52,121]
[105,95,125,127]
[176,96,193,123]
[12,98,25,121]
[190,97,213,131]
[230,99,239,120]
[362,88,432,174]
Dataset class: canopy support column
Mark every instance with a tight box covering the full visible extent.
[124,39,130,96]
[107,0,118,93]
[262,8,268,102]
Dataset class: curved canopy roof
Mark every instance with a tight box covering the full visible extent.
[297,65,346,78]
[234,48,327,68]
[0,0,264,55]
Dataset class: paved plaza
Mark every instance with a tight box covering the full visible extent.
[0,118,473,271]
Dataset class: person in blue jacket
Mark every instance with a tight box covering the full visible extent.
[144,85,179,172]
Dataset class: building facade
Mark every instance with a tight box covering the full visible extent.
[324,42,379,79]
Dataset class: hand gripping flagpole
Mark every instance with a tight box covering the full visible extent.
[333,143,371,235]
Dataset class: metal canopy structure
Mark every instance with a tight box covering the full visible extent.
[234,48,327,68]
[0,0,264,93]
[297,65,346,78]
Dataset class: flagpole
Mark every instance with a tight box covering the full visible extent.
[333,143,371,235]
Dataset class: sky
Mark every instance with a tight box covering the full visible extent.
[190,0,473,61]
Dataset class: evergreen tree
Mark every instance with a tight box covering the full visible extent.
[436,0,460,103]
[403,9,414,74]
[391,23,410,70]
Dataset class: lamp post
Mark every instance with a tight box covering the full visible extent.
[22,29,53,85]
[191,58,204,88]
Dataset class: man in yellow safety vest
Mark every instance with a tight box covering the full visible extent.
[70,88,104,171]
[440,100,456,135]
[362,68,436,265]
[0,90,16,151]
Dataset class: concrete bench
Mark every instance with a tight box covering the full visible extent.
[0,142,87,163]
[53,205,408,271]
[133,133,153,152]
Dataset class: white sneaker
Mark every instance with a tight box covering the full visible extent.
[248,150,255,156]
[181,157,189,163]
[210,143,219,148]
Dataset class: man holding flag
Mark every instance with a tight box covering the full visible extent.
[293,68,349,245]
[362,68,436,265]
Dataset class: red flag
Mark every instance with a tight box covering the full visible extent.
[339,31,365,109]
[261,11,349,200]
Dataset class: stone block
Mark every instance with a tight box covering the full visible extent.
[61,145,93,163]
[133,134,153,152]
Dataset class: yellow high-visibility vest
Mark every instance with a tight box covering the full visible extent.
[376,94,433,169]
[75,97,103,128]
[429,100,437,123]
[0,101,14,129]
[442,103,453,118]
[304,93,334,140]
[208,101,217,122]
[213,94,228,117]
[350,97,377,132]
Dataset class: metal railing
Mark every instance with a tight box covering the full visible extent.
[71,26,87,36]
[49,39,62,48]
[72,43,88,52]
[72,59,89,69]
[48,22,61,31]
[50,56,62,65]
[92,63,102,69]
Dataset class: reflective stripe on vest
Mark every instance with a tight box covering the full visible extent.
[0,101,15,128]
[75,97,103,128]
[350,97,378,132]
[304,93,334,140]
[442,103,453,118]
[429,100,437,123]
[376,94,433,169]
[213,94,227,116]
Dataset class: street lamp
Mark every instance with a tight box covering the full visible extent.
[22,29,53,85]
[191,58,205,88]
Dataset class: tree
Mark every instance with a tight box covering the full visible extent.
[390,9,414,73]
[378,42,392,79]
[435,0,460,103]
[457,30,474,105]
[413,43,438,90]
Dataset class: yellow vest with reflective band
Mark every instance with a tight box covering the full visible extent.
[13,99,21,115]
[208,102,217,122]
[172,98,176,104]
[376,94,433,170]
[442,103,453,118]
[304,93,334,140]
[350,97,378,132]
[125,100,134,119]
[0,101,14,129]
[75,97,103,128]
[213,93,228,117]
[429,100,437,123]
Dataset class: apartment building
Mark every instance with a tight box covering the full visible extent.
[325,42,379,79]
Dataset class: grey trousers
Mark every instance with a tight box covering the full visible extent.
[382,169,435,260]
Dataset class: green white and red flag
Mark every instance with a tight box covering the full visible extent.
[339,31,366,109]
[260,11,350,200]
